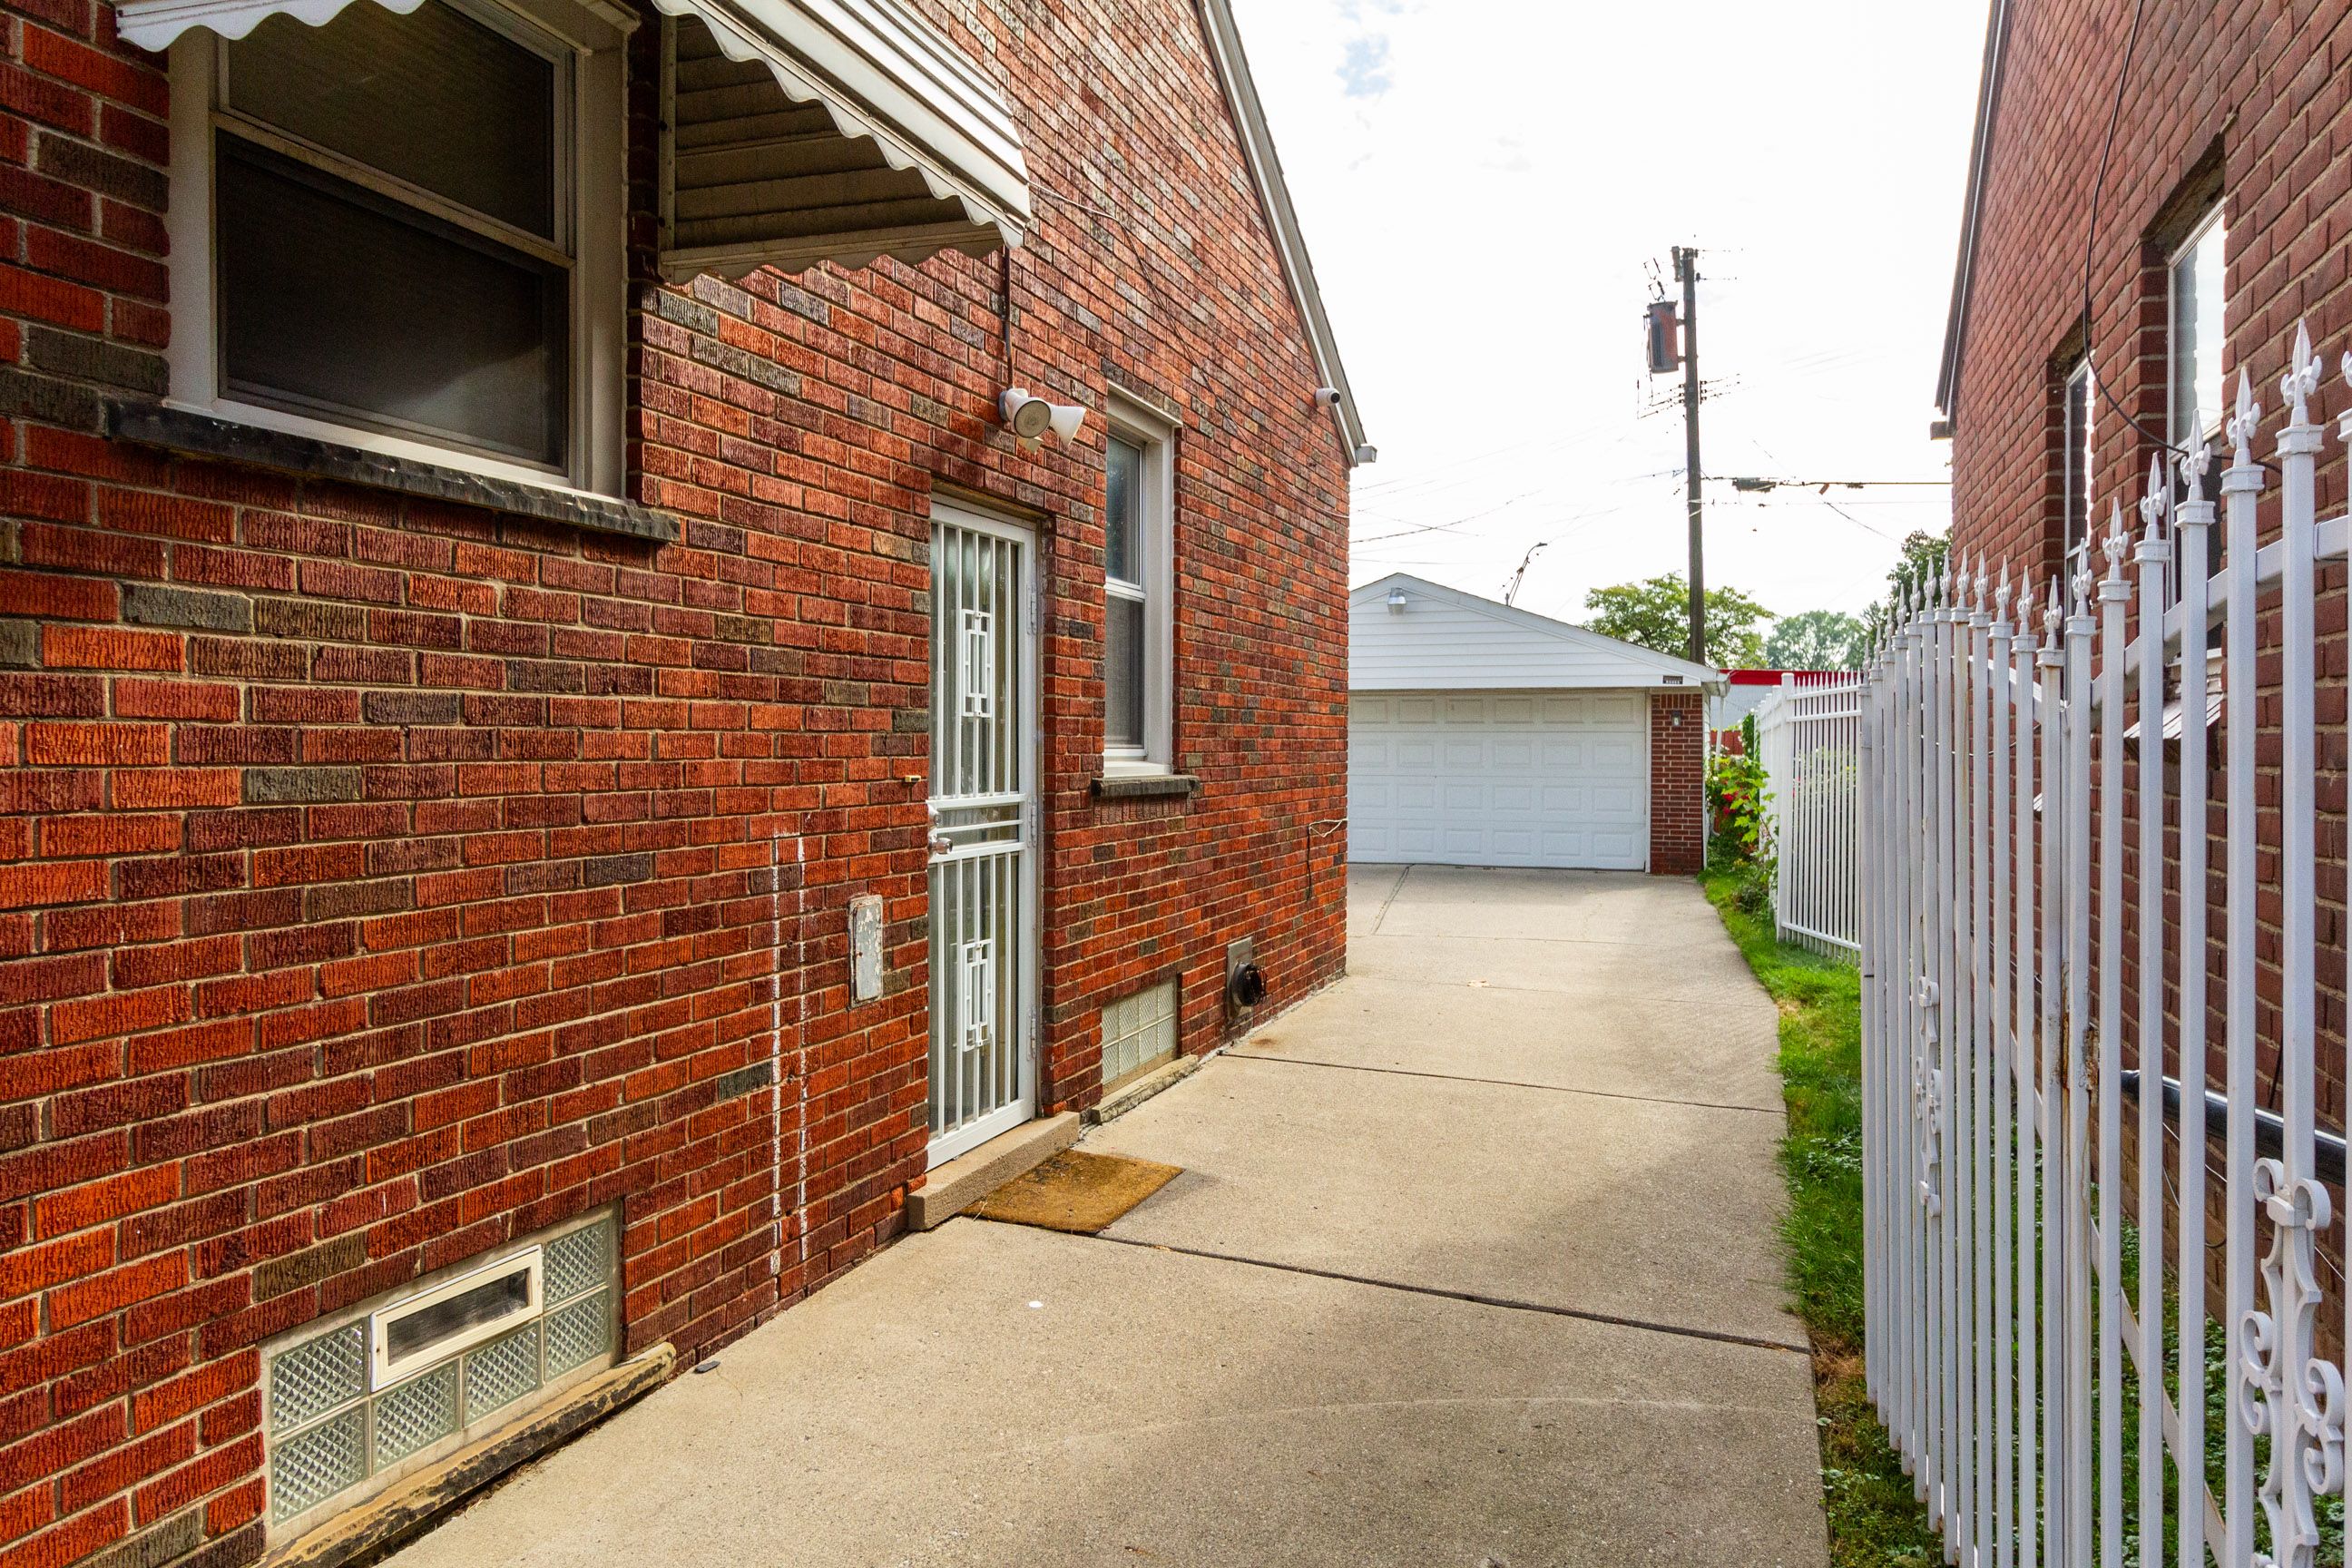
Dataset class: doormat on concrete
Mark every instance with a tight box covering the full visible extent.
[966,1149,1182,1233]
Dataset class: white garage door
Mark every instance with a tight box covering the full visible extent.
[1348,691,1650,869]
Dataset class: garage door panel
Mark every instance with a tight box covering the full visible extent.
[1593,738,1639,769]
[1350,688,1649,870]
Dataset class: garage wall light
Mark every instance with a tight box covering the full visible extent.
[1386,586,1408,614]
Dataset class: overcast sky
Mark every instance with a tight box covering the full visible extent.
[1231,0,1988,629]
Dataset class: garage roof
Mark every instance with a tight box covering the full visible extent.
[1350,573,1724,693]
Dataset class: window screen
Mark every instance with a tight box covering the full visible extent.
[217,140,567,466]
[223,0,556,238]
[215,0,569,467]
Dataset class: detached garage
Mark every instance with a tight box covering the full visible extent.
[1348,574,1724,874]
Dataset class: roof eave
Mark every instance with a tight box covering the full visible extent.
[1195,0,1369,466]
[1936,0,2014,424]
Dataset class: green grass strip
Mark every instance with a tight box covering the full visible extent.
[1701,869,1942,1566]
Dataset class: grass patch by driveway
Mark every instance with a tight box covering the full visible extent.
[1701,870,1942,1568]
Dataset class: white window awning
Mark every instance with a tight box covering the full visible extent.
[653,0,1028,277]
[115,0,1031,279]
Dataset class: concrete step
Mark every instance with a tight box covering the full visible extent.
[906,1112,1082,1230]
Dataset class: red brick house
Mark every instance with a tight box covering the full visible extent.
[1933,0,2350,1316]
[1936,0,2348,581]
[0,0,1367,1559]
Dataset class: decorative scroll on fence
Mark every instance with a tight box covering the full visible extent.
[1753,674,1862,955]
[1862,322,2352,1568]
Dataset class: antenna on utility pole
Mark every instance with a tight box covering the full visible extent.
[1503,541,1547,606]
[1673,246,1704,665]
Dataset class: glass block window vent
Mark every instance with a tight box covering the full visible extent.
[1101,979,1179,1087]
[264,1211,617,1534]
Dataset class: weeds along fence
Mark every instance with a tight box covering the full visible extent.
[1752,673,1862,956]
[1861,325,2352,1568]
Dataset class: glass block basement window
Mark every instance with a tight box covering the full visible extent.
[1101,979,1178,1087]
[266,1212,616,1532]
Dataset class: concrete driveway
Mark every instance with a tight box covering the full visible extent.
[390,866,1828,1568]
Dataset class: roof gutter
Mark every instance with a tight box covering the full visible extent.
[1935,0,2014,424]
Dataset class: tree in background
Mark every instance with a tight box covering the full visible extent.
[1863,530,1950,643]
[1761,608,1868,671]
[1581,573,1774,668]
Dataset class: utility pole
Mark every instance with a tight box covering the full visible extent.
[1673,245,1705,665]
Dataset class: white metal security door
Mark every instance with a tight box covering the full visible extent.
[926,503,1038,1166]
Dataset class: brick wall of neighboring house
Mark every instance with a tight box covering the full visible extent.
[1939,1,2352,1312]
[0,0,1352,1561]
[1649,689,1704,876]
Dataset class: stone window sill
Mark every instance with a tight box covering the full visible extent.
[1091,772,1200,801]
[104,400,680,544]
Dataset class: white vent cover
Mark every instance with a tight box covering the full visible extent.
[370,1250,542,1387]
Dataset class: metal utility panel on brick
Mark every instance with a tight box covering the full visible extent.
[848,894,885,1004]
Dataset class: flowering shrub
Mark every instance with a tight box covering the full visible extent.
[1708,731,1770,863]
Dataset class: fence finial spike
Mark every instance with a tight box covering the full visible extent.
[2102,497,2131,579]
[2044,576,2064,638]
[2229,368,2263,464]
[2283,318,2322,426]
[2138,451,2170,541]
[1994,562,2013,618]
[1973,558,1989,608]
[2177,407,2213,494]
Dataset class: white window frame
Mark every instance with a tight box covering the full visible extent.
[164,0,629,500]
[2167,204,2227,456]
[1102,387,1175,777]
[2062,358,2092,574]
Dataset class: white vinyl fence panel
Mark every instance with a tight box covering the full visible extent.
[1752,674,1862,956]
[1862,324,2352,1568]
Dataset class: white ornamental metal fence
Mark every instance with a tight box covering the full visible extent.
[1862,321,2352,1568]
[1753,672,1862,956]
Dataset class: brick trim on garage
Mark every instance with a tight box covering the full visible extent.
[1648,690,1705,876]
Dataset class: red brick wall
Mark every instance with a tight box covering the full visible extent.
[0,0,1352,1562]
[1649,689,1703,876]
[1943,0,2352,1315]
